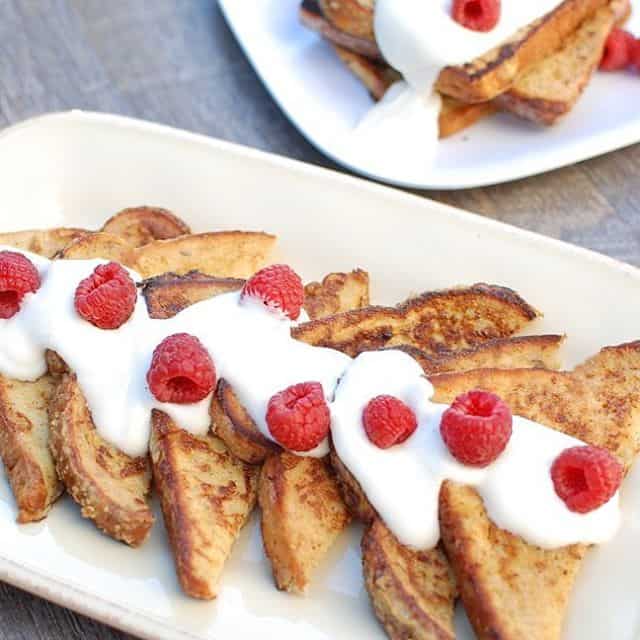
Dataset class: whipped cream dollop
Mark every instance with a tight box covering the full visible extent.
[0,249,622,551]
[0,248,350,458]
[344,0,565,179]
[331,350,621,550]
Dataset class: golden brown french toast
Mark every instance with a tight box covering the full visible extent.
[431,341,640,640]
[495,0,629,124]
[132,231,276,279]
[310,0,609,102]
[362,520,457,640]
[0,228,89,258]
[48,374,154,546]
[259,454,351,594]
[101,206,191,247]
[58,232,137,266]
[292,284,539,357]
[304,269,370,320]
[149,410,258,599]
[0,376,63,523]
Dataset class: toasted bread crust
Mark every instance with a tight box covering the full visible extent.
[292,284,538,357]
[362,520,456,640]
[101,206,190,247]
[0,375,63,523]
[259,453,350,593]
[317,0,375,41]
[150,410,258,599]
[48,374,154,546]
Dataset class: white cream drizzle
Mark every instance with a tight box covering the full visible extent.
[0,249,622,550]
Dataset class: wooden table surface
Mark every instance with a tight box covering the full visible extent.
[0,1,639,639]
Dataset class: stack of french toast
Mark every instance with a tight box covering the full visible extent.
[1,207,640,640]
[300,0,632,137]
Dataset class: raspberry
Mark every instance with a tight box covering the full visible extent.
[147,333,216,404]
[440,390,512,467]
[242,264,304,320]
[74,262,137,329]
[266,382,330,452]
[631,38,640,70]
[362,395,418,449]
[551,446,622,514]
[0,251,41,319]
[452,0,500,33]
[600,28,633,71]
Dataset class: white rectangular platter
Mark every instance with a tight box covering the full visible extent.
[0,111,639,640]
[219,0,640,189]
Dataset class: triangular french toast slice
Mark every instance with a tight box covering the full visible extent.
[49,374,154,546]
[335,335,564,640]
[430,341,640,640]
[0,375,62,522]
[149,410,258,599]
[0,228,89,258]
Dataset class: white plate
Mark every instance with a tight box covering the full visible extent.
[1,111,640,640]
[219,0,640,189]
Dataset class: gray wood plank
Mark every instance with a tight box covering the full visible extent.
[0,1,638,639]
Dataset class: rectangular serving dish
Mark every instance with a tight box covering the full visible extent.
[219,0,640,189]
[0,111,639,640]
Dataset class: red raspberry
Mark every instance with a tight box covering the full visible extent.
[266,382,330,452]
[630,38,640,70]
[0,251,41,319]
[147,333,216,404]
[362,395,418,449]
[600,28,633,71]
[242,264,304,320]
[452,0,500,33]
[440,390,512,467]
[74,262,137,329]
[551,446,622,514]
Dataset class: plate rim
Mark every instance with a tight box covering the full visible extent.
[218,0,640,190]
[1,110,640,640]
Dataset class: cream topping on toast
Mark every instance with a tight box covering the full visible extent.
[331,350,621,550]
[0,249,622,550]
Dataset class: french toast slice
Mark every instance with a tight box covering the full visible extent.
[0,228,89,258]
[101,206,191,247]
[495,0,629,125]
[48,374,154,546]
[292,284,539,357]
[149,410,258,599]
[132,231,276,279]
[304,269,370,320]
[0,376,63,523]
[311,0,609,102]
[429,341,640,640]
[58,232,138,266]
[333,334,564,640]
[362,520,457,640]
[258,453,351,594]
